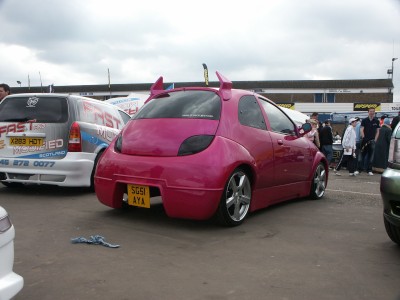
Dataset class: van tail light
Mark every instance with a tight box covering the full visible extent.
[68,122,82,152]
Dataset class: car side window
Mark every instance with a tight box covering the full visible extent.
[238,96,266,130]
[259,99,296,135]
[118,110,131,124]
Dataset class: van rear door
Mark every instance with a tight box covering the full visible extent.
[0,95,69,159]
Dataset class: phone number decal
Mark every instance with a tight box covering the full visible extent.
[0,159,55,167]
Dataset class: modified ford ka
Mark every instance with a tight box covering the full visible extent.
[0,94,130,188]
[94,72,328,226]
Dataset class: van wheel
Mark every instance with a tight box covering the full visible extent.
[216,168,252,227]
[90,151,104,192]
[1,182,24,188]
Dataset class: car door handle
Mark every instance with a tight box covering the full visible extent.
[277,140,284,145]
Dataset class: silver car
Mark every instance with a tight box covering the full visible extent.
[380,122,400,245]
[0,94,131,188]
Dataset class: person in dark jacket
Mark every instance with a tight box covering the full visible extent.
[319,119,334,166]
[391,112,400,130]
[373,118,392,173]
[356,108,380,175]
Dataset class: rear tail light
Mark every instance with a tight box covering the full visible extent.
[68,122,82,152]
[0,214,12,233]
[178,135,214,156]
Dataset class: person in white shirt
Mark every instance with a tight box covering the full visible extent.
[334,118,358,176]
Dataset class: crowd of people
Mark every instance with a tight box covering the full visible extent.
[308,109,399,176]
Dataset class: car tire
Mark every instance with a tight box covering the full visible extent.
[309,162,326,199]
[90,150,104,192]
[384,217,400,245]
[1,182,24,188]
[216,168,252,227]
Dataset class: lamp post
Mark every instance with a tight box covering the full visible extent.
[17,81,21,87]
[392,57,398,80]
[387,58,398,102]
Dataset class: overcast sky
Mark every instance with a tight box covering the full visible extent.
[1,0,400,101]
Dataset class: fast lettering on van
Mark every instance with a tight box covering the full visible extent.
[0,122,47,138]
[82,101,123,129]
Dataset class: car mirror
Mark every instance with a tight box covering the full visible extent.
[298,122,312,136]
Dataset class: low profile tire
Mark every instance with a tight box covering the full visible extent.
[216,168,252,227]
[90,151,104,192]
[309,162,326,199]
[384,217,400,245]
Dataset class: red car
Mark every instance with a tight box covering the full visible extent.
[94,72,328,226]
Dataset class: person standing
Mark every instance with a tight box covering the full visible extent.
[0,83,11,102]
[356,108,380,175]
[307,119,320,148]
[319,119,334,167]
[391,111,400,130]
[354,117,364,171]
[373,118,392,173]
[333,118,358,176]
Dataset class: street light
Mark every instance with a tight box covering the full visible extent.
[16,80,21,87]
[390,57,398,80]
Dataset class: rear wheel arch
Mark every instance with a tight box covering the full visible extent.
[90,149,106,191]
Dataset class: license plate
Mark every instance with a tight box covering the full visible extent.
[9,137,44,146]
[127,184,150,208]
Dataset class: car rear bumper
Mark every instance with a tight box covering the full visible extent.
[0,272,24,300]
[380,167,400,227]
[0,152,95,187]
[93,144,240,220]
[0,226,24,300]
[95,175,223,220]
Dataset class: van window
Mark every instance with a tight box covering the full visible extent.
[0,96,68,123]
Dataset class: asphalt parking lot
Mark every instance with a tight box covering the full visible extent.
[1,171,400,300]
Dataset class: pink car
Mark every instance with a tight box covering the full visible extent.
[94,72,328,226]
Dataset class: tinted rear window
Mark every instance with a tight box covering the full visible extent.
[133,90,221,120]
[0,96,68,123]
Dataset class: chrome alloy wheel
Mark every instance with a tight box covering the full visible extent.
[311,163,326,199]
[224,170,252,222]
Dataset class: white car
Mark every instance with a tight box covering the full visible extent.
[0,206,23,299]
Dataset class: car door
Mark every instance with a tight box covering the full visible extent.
[258,98,313,186]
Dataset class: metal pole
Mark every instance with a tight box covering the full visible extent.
[392,58,398,80]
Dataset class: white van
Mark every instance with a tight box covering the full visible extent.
[0,94,131,188]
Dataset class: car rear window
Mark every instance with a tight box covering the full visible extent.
[133,90,221,120]
[0,96,68,123]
